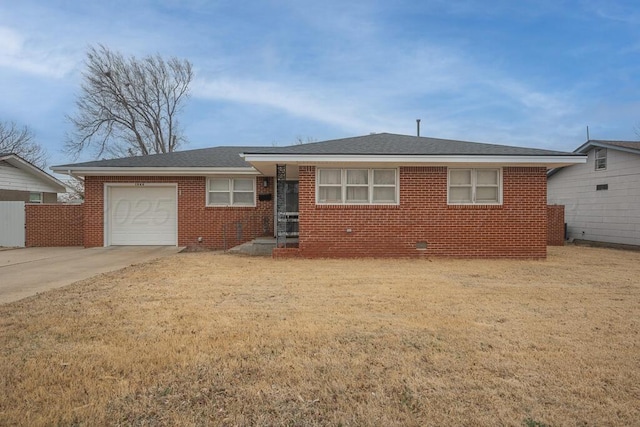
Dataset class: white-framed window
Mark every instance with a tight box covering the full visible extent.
[207,178,255,206]
[595,148,607,171]
[448,168,501,205]
[317,168,398,204]
[29,192,43,203]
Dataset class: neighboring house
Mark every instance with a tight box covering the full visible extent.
[52,133,584,258]
[548,139,640,247]
[0,153,66,203]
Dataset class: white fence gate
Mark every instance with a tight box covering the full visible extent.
[0,201,25,247]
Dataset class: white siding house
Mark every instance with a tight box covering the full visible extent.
[548,140,640,246]
[0,153,66,203]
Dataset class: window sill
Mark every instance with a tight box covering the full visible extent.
[315,204,400,210]
[447,203,503,209]
[205,205,257,208]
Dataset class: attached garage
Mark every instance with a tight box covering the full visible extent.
[106,184,177,246]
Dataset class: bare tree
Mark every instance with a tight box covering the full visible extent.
[0,121,48,168]
[293,136,318,145]
[66,45,193,158]
[58,177,84,203]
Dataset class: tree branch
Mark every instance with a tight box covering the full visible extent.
[65,45,192,158]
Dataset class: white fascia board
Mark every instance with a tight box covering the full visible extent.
[575,141,640,156]
[241,153,587,166]
[50,166,260,177]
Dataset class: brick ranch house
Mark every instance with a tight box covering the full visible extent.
[51,133,585,258]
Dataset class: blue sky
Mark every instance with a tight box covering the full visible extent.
[1,0,640,167]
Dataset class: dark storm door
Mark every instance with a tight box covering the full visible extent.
[284,181,299,236]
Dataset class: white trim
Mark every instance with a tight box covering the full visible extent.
[447,168,503,205]
[316,168,399,205]
[594,148,607,171]
[241,153,586,166]
[52,154,587,178]
[575,140,640,156]
[51,166,259,177]
[206,177,257,207]
[104,183,178,247]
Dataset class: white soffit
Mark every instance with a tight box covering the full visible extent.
[51,167,260,177]
[241,153,586,166]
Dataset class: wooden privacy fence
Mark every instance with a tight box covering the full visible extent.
[0,201,25,247]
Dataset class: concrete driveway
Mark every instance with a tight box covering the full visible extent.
[0,246,182,304]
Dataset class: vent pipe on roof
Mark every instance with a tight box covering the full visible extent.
[416,119,421,137]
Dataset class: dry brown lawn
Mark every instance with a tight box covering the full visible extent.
[1,246,639,426]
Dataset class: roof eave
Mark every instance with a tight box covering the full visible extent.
[1,154,67,192]
[50,166,260,177]
[575,141,640,155]
[241,153,587,166]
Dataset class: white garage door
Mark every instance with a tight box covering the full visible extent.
[108,185,177,245]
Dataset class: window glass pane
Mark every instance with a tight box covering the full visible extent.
[210,179,229,191]
[373,169,395,185]
[476,169,498,185]
[319,169,341,185]
[595,149,607,170]
[318,186,342,203]
[373,187,396,203]
[233,192,254,205]
[450,170,471,185]
[209,192,230,205]
[346,187,368,202]
[476,187,499,202]
[233,179,253,191]
[346,169,368,185]
[450,187,472,202]
[29,192,42,203]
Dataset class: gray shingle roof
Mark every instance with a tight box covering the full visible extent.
[570,140,640,157]
[53,146,259,169]
[582,140,640,153]
[242,133,577,156]
[0,152,12,158]
[53,133,579,170]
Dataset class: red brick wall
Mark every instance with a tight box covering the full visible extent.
[297,166,548,259]
[83,176,274,249]
[547,205,565,246]
[25,204,84,247]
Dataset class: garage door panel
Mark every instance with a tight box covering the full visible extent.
[108,186,177,246]
[110,231,176,245]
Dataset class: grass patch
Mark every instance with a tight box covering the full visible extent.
[1,246,639,425]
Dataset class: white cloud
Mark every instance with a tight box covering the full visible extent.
[192,77,374,132]
[0,0,636,162]
[192,28,581,150]
[589,2,640,25]
[0,26,22,54]
[0,26,77,79]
